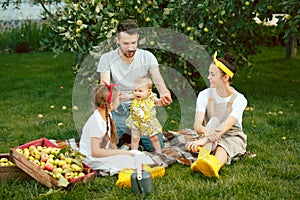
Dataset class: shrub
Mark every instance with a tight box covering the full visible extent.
[0,20,52,53]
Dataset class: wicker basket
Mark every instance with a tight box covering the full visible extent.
[0,153,31,181]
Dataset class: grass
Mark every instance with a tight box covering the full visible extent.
[0,46,299,199]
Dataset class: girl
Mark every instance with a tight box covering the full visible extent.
[126,76,163,153]
[79,83,155,178]
[185,52,247,178]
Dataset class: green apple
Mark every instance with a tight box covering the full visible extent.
[65,172,74,181]
[149,41,155,46]
[28,156,35,161]
[78,172,85,178]
[65,157,72,165]
[203,27,209,32]
[245,1,250,6]
[51,148,61,156]
[47,158,54,164]
[40,161,45,169]
[36,145,43,152]
[285,14,291,20]
[0,158,8,162]
[59,153,66,160]
[145,17,150,22]
[137,9,143,14]
[62,164,71,170]
[0,162,8,166]
[71,164,82,171]
[54,159,60,166]
[76,20,83,26]
[42,147,52,154]
[53,167,63,174]
[15,148,23,154]
[28,145,36,152]
[33,160,40,166]
[37,114,43,118]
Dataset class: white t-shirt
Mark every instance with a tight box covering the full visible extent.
[97,48,158,94]
[196,88,247,129]
[79,110,111,157]
[79,110,155,174]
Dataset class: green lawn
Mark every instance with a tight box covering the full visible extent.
[0,46,299,199]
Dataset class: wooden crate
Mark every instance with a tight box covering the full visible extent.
[0,153,31,181]
[10,137,96,188]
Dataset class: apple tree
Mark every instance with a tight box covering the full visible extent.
[255,0,299,59]
[2,0,298,88]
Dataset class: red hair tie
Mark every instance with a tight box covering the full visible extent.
[103,81,117,104]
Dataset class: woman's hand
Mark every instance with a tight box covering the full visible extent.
[207,129,222,142]
[185,137,209,152]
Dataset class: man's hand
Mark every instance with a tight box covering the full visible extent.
[160,94,172,106]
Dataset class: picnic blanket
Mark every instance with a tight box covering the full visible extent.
[50,129,201,175]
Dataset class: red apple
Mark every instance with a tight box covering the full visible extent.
[44,163,54,171]
[41,153,48,162]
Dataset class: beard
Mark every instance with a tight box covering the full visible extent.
[119,47,136,58]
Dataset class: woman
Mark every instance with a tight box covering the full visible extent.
[185,51,247,178]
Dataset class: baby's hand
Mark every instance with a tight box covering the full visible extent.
[155,98,163,106]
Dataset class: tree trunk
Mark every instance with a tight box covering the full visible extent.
[285,36,298,59]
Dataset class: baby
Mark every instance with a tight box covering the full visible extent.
[126,76,163,153]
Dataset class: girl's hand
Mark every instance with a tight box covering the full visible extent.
[123,150,134,156]
[119,91,133,102]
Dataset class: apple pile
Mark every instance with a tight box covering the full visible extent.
[0,157,15,167]
[15,145,87,182]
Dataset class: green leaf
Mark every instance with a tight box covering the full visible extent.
[57,176,69,187]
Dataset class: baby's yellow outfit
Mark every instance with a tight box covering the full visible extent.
[126,92,162,137]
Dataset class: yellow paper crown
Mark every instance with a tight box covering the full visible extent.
[214,51,234,78]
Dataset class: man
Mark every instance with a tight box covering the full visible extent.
[97,19,172,147]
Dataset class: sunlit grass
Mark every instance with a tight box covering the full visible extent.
[0,46,299,199]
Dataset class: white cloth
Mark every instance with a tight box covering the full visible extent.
[79,110,154,175]
[196,87,247,129]
[97,48,158,94]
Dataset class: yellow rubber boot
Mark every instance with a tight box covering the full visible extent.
[191,154,221,178]
[143,164,165,179]
[196,147,210,159]
[116,168,135,188]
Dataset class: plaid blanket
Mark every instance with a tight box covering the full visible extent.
[49,129,199,175]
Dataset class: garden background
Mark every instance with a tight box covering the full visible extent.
[0,0,299,199]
